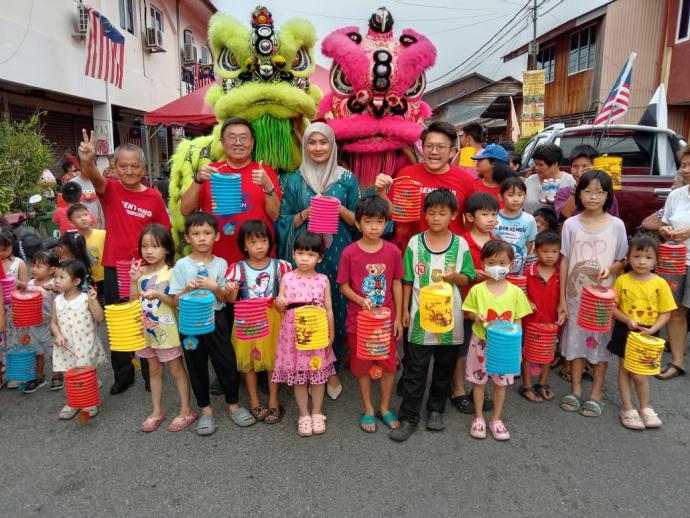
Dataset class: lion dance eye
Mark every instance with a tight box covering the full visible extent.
[331,65,353,95]
[404,74,426,99]
[291,47,311,72]
[218,48,241,73]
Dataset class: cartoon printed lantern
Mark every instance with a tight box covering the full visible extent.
[624,332,665,376]
[419,282,453,333]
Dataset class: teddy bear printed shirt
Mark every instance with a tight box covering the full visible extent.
[336,241,404,334]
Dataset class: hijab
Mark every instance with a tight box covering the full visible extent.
[299,122,346,195]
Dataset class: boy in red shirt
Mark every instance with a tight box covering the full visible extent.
[337,196,404,433]
[451,192,499,414]
[521,230,563,402]
[52,182,96,235]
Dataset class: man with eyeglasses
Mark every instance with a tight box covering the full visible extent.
[180,117,281,265]
[375,121,475,251]
[78,130,171,395]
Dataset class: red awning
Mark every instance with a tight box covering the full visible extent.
[145,64,332,127]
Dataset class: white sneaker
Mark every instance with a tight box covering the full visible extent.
[326,382,342,400]
[59,405,79,420]
[620,409,645,430]
[640,407,662,428]
[83,406,98,418]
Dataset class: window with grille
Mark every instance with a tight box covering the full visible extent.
[149,5,163,32]
[183,29,194,45]
[537,44,555,83]
[568,26,596,74]
[119,0,134,34]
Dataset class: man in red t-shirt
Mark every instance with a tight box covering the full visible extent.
[374,121,474,252]
[78,130,171,395]
[180,117,281,265]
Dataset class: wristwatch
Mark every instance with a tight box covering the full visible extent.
[264,186,275,196]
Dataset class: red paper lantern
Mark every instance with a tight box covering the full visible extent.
[10,290,43,327]
[577,286,616,332]
[65,366,100,408]
[523,322,558,363]
[235,298,270,340]
[356,307,392,360]
[391,178,422,222]
[506,275,528,294]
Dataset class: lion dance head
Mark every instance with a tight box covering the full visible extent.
[318,7,437,186]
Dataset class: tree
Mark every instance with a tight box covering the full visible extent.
[0,113,54,214]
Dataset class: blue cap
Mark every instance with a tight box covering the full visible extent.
[472,144,509,162]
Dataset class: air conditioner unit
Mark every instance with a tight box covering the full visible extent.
[145,27,164,50]
[182,44,197,65]
[73,4,89,37]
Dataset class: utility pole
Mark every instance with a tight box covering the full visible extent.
[528,0,538,70]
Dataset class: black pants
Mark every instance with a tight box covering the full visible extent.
[182,310,240,409]
[398,342,459,425]
[104,266,149,385]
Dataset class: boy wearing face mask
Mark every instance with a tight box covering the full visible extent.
[391,189,476,442]
[462,239,532,441]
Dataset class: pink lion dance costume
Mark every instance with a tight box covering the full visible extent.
[318,8,437,187]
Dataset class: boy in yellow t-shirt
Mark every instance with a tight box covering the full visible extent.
[68,203,106,295]
[608,235,676,430]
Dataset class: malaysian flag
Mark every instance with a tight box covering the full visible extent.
[593,52,636,125]
[84,8,125,88]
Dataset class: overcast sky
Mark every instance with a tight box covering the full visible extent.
[212,0,610,88]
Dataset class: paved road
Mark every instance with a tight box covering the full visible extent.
[1,335,690,517]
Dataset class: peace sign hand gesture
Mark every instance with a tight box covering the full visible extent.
[79,129,97,164]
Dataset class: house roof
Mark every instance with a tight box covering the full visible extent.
[502,3,611,62]
[436,76,521,109]
[424,72,494,95]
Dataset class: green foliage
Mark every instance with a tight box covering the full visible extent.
[0,113,54,213]
[514,136,533,154]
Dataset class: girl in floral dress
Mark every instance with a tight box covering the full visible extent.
[272,233,335,437]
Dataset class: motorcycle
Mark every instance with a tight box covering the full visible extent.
[10,194,59,262]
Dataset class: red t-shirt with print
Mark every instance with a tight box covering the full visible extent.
[197,160,282,265]
[336,240,404,334]
[392,163,475,251]
[98,179,171,267]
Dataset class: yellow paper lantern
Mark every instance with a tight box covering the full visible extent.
[623,332,664,375]
[593,155,622,190]
[294,305,329,350]
[105,300,146,352]
[419,282,454,333]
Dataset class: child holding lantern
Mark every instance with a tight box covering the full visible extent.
[520,231,563,402]
[462,239,532,440]
[608,235,676,429]
[337,196,404,433]
[50,260,105,420]
[391,189,476,442]
[558,170,628,417]
[226,220,292,425]
[272,232,336,437]
[170,212,253,436]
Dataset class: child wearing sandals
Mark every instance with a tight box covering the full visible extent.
[462,239,532,440]
[50,260,106,420]
[226,220,291,425]
[558,170,628,418]
[337,195,404,433]
[273,232,335,437]
[170,212,254,436]
[608,235,675,429]
[520,231,564,402]
[130,224,197,433]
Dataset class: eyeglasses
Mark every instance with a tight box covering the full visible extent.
[423,144,451,152]
[581,190,607,198]
[226,136,251,144]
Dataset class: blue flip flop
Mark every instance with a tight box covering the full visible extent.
[375,410,400,430]
[359,414,377,433]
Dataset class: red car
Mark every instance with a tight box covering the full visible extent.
[520,124,687,233]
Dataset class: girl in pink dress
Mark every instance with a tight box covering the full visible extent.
[272,233,335,437]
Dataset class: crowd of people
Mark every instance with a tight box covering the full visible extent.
[0,117,688,442]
